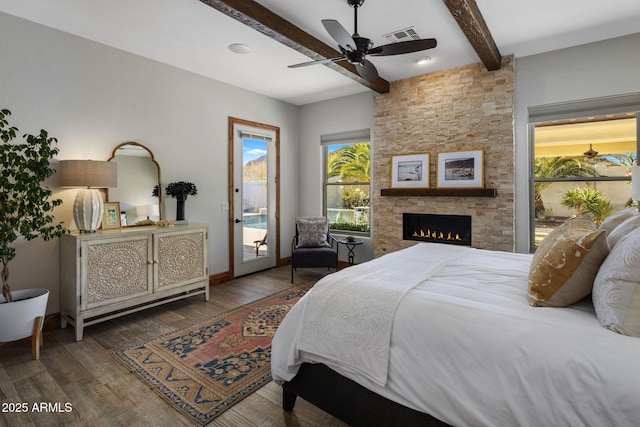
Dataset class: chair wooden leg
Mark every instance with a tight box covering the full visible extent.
[31,316,43,360]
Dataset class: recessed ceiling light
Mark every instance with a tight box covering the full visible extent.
[228,43,251,54]
[416,56,432,65]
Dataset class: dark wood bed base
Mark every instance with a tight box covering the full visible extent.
[282,363,450,427]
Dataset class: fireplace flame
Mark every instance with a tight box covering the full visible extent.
[412,228,462,242]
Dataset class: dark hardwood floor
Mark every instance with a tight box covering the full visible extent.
[0,266,347,427]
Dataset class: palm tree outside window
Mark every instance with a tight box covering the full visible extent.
[323,136,371,235]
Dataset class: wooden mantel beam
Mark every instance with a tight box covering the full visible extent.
[442,0,502,70]
[200,0,390,93]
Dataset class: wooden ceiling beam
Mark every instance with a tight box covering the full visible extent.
[200,0,390,93]
[442,0,502,70]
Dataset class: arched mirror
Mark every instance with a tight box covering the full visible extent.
[107,142,161,226]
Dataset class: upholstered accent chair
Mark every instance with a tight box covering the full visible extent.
[291,217,338,283]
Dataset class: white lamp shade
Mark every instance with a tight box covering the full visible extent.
[73,189,104,232]
[632,166,640,202]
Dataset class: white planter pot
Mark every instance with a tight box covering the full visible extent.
[0,288,49,342]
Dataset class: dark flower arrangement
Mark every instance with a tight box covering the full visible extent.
[165,181,197,201]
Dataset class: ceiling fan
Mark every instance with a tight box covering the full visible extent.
[288,0,437,81]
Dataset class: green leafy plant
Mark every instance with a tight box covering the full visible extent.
[1,109,68,303]
[330,222,369,233]
[341,187,369,209]
[534,157,598,216]
[327,143,370,182]
[561,186,615,226]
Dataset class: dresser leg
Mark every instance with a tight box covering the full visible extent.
[75,319,84,341]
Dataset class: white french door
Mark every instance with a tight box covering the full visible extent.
[231,119,278,277]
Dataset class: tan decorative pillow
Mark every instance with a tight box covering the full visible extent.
[607,214,640,248]
[296,217,330,248]
[592,228,640,336]
[528,217,610,307]
[599,207,637,235]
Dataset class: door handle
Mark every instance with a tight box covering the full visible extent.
[235,219,243,223]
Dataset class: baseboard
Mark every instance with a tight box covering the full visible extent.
[337,260,351,269]
[278,256,291,267]
[43,313,61,333]
[209,271,232,285]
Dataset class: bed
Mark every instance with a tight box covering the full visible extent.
[271,215,640,427]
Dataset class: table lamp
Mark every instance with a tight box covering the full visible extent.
[59,160,117,232]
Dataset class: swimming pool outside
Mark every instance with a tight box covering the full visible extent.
[243,213,267,229]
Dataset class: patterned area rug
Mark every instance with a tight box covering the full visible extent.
[114,285,310,425]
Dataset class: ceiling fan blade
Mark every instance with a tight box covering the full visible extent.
[288,56,346,69]
[369,38,438,56]
[356,59,379,81]
[322,19,356,51]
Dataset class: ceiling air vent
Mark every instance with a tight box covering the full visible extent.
[383,27,421,43]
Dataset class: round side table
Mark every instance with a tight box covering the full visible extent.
[337,238,364,266]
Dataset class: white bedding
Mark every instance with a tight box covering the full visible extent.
[298,243,472,386]
[272,243,640,427]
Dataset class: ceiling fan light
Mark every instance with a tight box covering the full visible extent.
[583,143,598,158]
[228,43,251,54]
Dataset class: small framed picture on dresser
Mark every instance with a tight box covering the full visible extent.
[102,202,122,229]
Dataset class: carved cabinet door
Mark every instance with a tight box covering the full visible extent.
[81,235,153,310]
[154,229,208,293]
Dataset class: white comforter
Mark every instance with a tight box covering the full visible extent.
[272,243,640,427]
[298,243,472,386]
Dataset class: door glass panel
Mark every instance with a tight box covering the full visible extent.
[242,138,268,261]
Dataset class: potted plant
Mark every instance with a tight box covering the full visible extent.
[165,181,197,221]
[0,109,68,357]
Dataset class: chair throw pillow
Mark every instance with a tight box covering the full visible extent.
[528,217,609,307]
[592,228,640,336]
[296,217,330,248]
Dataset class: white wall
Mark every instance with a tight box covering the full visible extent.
[514,33,640,252]
[0,12,300,314]
[298,92,375,263]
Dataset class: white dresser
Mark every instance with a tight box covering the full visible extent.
[60,223,209,340]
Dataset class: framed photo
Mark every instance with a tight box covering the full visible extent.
[102,202,122,229]
[436,149,484,189]
[391,153,430,188]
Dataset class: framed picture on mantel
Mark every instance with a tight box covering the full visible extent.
[391,153,430,188]
[436,149,484,189]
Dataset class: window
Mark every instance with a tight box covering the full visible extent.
[531,112,638,250]
[322,129,371,235]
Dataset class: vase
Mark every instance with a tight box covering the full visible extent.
[0,288,48,359]
[176,198,186,221]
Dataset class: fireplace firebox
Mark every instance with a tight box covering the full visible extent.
[403,213,472,246]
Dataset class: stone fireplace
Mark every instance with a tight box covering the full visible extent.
[403,213,472,246]
[372,57,516,257]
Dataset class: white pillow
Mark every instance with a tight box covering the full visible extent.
[592,228,640,336]
[599,207,637,235]
[608,214,640,248]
